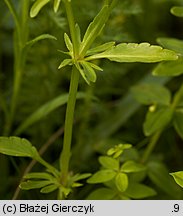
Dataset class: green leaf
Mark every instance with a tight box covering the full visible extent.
[40,184,58,193]
[23,172,55,180]
[15,92,86,135]
[125,183,156,199]
[85,43,178,63]
[86,42,115,56]
[71,173,91,183]
[75,23,81,45]
[171,6,183,17]
[170,171,183,188]
[87,170,116,184]
[121,160,146,173]
[99,156,119,170]
[30,0,50,18]
[131,83,171,105]
[147,161,182,199]
[79,5,110,56]
[143,105,173,136]
[173,109,183,140]
[20,180,51,190]
[75,63,90,84]
[115,173,128,192]
[58,59,72,69]
[0,136,38,158]
[64,33,73,53]
[80,61,97,83]
[157,37,183,55]
[24,34,57,54]
[87,62,103,71]
[54,0,61,13]
[86,188,116,200]
[153,58,183,77]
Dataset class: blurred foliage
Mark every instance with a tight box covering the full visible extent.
[0,0,183,199]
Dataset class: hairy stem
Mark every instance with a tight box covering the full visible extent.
[60,66,80,185]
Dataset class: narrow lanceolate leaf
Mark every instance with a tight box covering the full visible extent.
[170,171,183,188]
[75,24,81,45]
[86,42,115,56]
[80,61,97,83]
[15,92,86,135]
[75,63,90,85]
[54,0,61,13]
[30,0,50,18]
[171,6,183,17]
[20,180,51,190]
[40,184,58,193]
[79,5,110,56]
[0,137,38,158]
[87,62,103,71]
[85,43,178,63]
[64,33,73,53]
[153,58,183,77]
[24,34,57,53]
[87,170,116,184]
[115,173,128,192]
[23,172,55,180]
[58,59,72,69]
[173,109,183,140]
[157,37,183,55]
[131,83,171,105]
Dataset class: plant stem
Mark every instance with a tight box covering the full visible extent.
[60,66,80,185]
[63,0,78,57]
[141,129,162,164]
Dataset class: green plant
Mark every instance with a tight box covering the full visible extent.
[0,0,183,200]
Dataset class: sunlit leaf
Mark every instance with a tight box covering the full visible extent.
[170,171,183,188]
[87,170,116,183]
[86,43,178,62]
[58,59,72,69]
[86,42,115,56]
[0,137,38,158]
[115,173,128,192]
[64,33,73,53]
[40,184,58,193]
[20,180,51,190]
[99,156,119,170]
[121,160,146,173]
[54,0,61,13]
[86,188,116,200]
[80,61,97,83]
[23,172,55,180]
[131,83,171,105]
[30,0,50,18]
[79,5,110,56]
